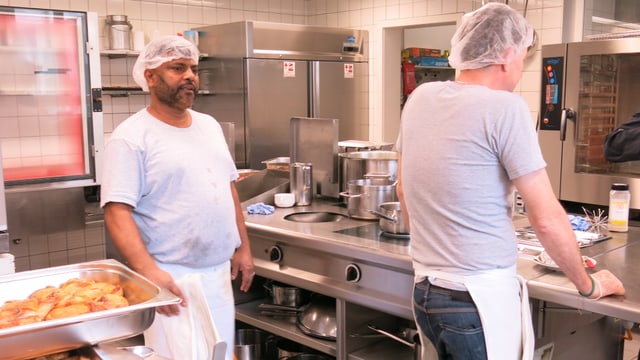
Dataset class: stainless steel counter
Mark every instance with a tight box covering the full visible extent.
[244,199,639,323]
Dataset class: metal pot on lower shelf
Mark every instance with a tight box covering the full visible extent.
[264,280,310,308]
[234,328,273,360]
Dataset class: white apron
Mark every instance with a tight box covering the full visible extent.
[415,267,534,360]
[144,261,235,360]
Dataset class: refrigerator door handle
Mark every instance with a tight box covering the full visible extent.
[309,61,320,117]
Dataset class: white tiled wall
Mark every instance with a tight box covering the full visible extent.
[0,0,567,141]
[0,0,567,269]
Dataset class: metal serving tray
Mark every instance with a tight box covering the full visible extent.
[0,259,181,360]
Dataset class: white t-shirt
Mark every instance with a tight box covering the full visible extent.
[397,81,546,274]
[101,108,240,268]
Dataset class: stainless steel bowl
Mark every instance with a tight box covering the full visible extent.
[296,295,337,341]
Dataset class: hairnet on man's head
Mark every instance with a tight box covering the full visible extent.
[132,35,200,91]
[448,3,534,70]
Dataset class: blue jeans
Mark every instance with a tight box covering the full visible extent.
[413,278,487,360]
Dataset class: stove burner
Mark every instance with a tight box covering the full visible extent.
[334,223,410,244]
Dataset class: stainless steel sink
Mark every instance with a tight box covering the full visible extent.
[284,211,347,223]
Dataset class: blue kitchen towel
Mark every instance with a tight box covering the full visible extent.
[247,202,275,215]
[568,215,591,231]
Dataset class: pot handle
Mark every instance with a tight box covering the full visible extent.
[367,324,415,348]
[368,210,398,223]
[339,191,362,199]
[363,173,392,179]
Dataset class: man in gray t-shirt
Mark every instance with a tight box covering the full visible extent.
[396,3,625,359]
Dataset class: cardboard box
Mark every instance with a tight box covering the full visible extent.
[411,56,450,67]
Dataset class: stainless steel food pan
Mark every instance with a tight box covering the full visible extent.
[0,259,181,360]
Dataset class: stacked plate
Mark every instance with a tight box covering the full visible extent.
[0,253,15,275]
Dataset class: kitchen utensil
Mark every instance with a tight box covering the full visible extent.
[290,162,313,206]
[296,295,337,341]
[259,303,303,312]
[340,179,398,220]
[287,354,333,360]
[369,201,408,234]
[264,281,310,307]
[235,328,273,360]
[367,324,422,360]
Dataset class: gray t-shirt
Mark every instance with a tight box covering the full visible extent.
[397,81,546,274]
[101,108,240,268]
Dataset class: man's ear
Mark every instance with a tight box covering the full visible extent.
[144,68,155,87]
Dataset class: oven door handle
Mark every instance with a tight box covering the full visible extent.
[560,108,576,141]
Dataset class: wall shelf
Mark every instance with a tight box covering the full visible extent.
[101,86,146,97]
[101,49,140,58]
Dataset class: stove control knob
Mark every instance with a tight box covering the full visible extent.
[345,263,361,283]
[269,245,283,262]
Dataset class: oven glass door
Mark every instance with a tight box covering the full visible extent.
[575,52,640,175]
[561,38,640,207]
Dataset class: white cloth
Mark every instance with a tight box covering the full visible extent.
[417,267,534,360]
[145,262,235,360]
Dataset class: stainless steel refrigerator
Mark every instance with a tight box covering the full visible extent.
[193,21,369,170]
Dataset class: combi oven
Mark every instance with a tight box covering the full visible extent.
[539,38,640,213]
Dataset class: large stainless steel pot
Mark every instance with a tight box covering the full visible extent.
[339,150,399,195]
[370,202,408,234]
[340,179,397,220]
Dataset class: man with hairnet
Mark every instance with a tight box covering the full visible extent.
[101,35,254,360]
[396,3,625,359]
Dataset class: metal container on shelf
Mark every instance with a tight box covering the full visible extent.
[290,162,313,206]
[106,14,132,50]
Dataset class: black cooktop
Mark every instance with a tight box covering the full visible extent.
[334,222,410,244]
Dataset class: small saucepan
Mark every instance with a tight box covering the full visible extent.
[369,202,408,235]
[264,281,310,308]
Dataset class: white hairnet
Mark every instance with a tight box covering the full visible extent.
[448,3,534,70]
[132,35,200,91]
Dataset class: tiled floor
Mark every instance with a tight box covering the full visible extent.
[624,326,640,360]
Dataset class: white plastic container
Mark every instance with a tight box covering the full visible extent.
[608,183,630,232]
[274,193,295,208]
